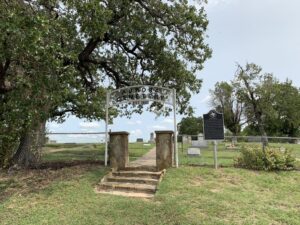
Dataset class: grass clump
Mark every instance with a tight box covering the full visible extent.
[234,145,295,171]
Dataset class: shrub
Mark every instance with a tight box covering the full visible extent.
[234,145,295,171]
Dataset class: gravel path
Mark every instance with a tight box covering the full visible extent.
[130,147,156,167]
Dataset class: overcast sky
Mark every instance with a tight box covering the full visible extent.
[47,0,300,142]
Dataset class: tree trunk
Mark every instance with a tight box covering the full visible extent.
[231,135,237,146]
[257,120,268,148]
[11,121,46,168]
[288,126,298,144]
[260,128,268,149]
[253,110,268,147]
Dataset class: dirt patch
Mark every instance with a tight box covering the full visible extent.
[190,176,204,186]
[31,159,104,170]
[210,188,222,193]
[216,170,244,185]
[0,163,103,203]
[188,164,232,168]
[220,175,241,186]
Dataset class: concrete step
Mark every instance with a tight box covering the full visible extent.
[122,166,158,172]
[99,182,156,194]
[96,167,166,198]
[96,189,154,198]
[107,176,158,185]
[112,170,162,179]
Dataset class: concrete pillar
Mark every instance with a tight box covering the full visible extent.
[109,131,129,170]
[155,130,174,170]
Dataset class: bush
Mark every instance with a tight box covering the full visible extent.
[234,145,295,171]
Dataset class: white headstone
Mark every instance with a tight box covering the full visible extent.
[191,140,208,148]
[187,147,201,156]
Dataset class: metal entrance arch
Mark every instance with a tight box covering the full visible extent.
[104,85,178,167]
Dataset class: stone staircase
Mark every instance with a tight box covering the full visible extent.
[96,166,166,198]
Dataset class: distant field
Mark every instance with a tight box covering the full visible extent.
[42,142,155,162]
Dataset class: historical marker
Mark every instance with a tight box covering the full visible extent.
[203,110,224,169]
[203,110,224,140]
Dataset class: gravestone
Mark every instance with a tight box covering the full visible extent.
[149,132,155,143]
[187,147,201,156]
[182,135,192,144]
[136,138,143,143]
[191,135,208,148]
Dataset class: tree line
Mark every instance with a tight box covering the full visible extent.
[178,63,300,145]
[210,63,300,144]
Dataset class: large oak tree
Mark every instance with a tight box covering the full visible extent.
[0,0,211,167]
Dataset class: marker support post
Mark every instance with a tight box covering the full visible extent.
[213,140,218,169]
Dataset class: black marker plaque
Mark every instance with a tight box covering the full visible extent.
[203,110,224,140]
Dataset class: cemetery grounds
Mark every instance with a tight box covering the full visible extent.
[0,141,299,225]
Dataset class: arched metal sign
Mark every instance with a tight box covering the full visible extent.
[104,85,178,167]
[109,85,174,106]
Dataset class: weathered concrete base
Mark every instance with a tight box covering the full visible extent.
[108,132,129,170]
[155,130,174,171]
[97,138,169,198]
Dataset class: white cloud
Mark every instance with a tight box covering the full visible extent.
[152,125,167,130]
[127,120,142,125]
[163,118,173,124]
[79,121,100,128]
[206,0,235,7]
[130,129,143,137]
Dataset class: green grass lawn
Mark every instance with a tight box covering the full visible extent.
[42,142,155,162]
[1,142,299,224]
[0,165,299,225]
